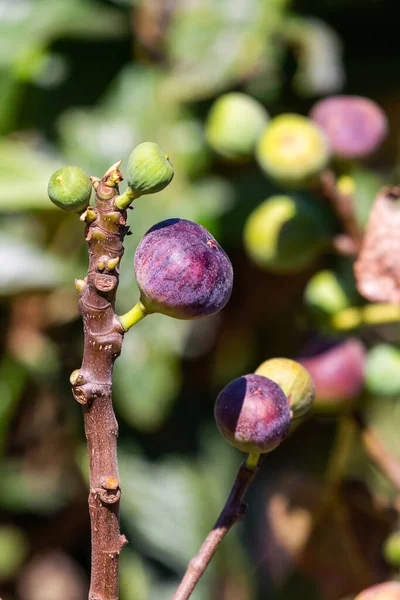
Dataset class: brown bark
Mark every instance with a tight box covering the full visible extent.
[172,461,259,600]
[70,164,128,600]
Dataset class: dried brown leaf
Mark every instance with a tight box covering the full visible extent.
[355,186,400,303]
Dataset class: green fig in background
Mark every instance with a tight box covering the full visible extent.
[383,532,400,567]
[243,194,330,273]
[256,114,330,186]
[365,344,400,397]
[126,142,174,197]
[48,166,92,212]
[255,358,315,418]
[205,92,269,161]
[304,270,354,320]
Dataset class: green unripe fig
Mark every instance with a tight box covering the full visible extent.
[48,166,92,212]
[384,532,400,567]
[127,142,174,197]
[0,525,28,581]
[243,194,330,273]
[205,92,269,161]
[304,270,353,319]
[255,358,315,418]
[365,344,400,397]
[256,114,330,186]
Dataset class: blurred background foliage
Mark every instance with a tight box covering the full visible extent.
[1,0,400,599]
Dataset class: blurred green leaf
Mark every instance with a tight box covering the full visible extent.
[351,166,384,228]
[0,524,29,581]
[114,330,181,431]
[0,234,70,294]
[283,17,345,96]
[0,462,69,513]
[0,139,60,211]
[0,356,27,456]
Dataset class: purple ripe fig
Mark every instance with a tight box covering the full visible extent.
[299,338,366,411]
[353,582,400,599]
[310,95,388,159]
[214,374,291,454]
[134,218,233,320]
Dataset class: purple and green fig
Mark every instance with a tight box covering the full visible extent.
[243,194,331,273]
[48,166,92,212]
[365,344,400,397]
[205,92,269,161]
[126,142,174,198]
[298,338,366,412]
[256,114,330,186]
[214,374,291,454]
[255,358,315,419]
[353,582,400,599]
[310,95,388,159]
[133,218,233,320]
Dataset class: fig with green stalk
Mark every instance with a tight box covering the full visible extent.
[173,364,314,600]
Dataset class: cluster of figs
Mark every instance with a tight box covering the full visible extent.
[206,92,387,273]
[48,108,398,596]
[48,141,317,466]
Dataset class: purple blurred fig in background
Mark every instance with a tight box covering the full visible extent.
[214,374,291,454]
[299,338,366,411]
[310,95,388,159]
[134,218,233,320]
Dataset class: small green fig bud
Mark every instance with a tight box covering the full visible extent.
[205,92,269,161]
[256,114,330,186]
[255,358,315,419]
[353,582,400,599]
[384,532,400,567]
[48,166,92,212]
[304,270,354,320]
[365,344,400,397]
[243,194,330,273]
[126,142,174,198]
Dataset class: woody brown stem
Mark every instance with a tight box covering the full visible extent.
[320,169,363,254]
[70,163,128,600]
[172,460,259,600]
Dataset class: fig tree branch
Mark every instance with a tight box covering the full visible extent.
[320,169,363,254]
[172,459,260,600]
[70,162,129,600]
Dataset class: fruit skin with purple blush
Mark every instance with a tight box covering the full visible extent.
[310,95,387,159]
[134,218,233,320]
[299,338,366,411]
[214,374,291,454]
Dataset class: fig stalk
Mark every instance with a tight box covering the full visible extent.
[172,460,260,600]
[70,162,129,600]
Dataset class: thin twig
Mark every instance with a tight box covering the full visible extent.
[172,460,259,600]
[319,169,363,254]
[70,164,128,600]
